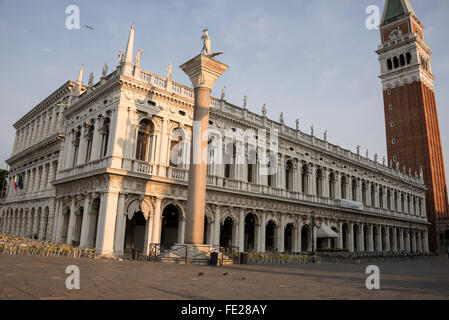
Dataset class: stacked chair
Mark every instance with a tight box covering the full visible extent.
[0,233,97,259]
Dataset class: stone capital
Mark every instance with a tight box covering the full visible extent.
[180,54,229,90]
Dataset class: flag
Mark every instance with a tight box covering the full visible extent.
[13,174,18,190]
[18,174,23,190]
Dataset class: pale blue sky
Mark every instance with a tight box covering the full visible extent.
[0,0,448,187]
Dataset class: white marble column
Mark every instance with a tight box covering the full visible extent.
[151,197,163,244]
[392,228,398,252]
[113,193,127,254]
[238,209,245,251]
[213,206,221,246]
[79,196,92,248]
[95,192,119,254]
[279,215,285,252]
[385,226,391,252]
[259,213,266,252]
[359,224,365,252]
[66,198,77,245]
[348,222,354,252]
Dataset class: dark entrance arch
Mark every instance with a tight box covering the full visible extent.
[353,224,359,251]
[301,225,309,252]
[342,223,349,250]
[124,210,146,253]
[220,217,233,250]
[161,204,180,249]
[265,221,276,252]
[244,213,256,252]
[284,223,294,253]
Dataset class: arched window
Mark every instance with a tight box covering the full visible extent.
[316,168,323,196]
[85,125,94,162]
[387,189,392,210]
[406,52,412,64]
[401,193,405,213]
[169,128,184,167]
[371,184,376,207]
[387,59,393,70]
[394,191,398,211]
[72,130,81,166]
[379,187,384,209]
[362,182,367,205]
[285,160,294,190]
[351,178,357,201]
[100,118,110,158]
[407,195,411,213]
[301,164,309,194]
[136,120,152,161]
[329,172,335,199]
[247,148,257,183]
[393,56,399,68]
[341,175,347,200]
[224,142,236,179]
[400,54,405,66]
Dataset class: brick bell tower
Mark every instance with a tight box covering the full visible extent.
[376,0,449,251]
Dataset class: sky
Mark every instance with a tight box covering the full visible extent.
[0,0,448,188]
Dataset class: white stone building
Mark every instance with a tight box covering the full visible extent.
[0,26,429,256]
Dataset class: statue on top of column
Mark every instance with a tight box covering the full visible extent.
[201,28,223,58]
[324,130,327,141]
[135,48,144,66]
[102,62,108,78]
[221,86,226,100]
[118,49,123,64]
[262,104,267,117]
[243,95,247,109]
[166,63,173,80]
[296,119,300,131]
[88,72,94,87]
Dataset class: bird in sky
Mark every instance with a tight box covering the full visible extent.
[83,25,94,30]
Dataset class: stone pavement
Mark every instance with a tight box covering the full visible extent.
[0,254,448,300]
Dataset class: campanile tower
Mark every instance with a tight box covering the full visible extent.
[377,0,449,251]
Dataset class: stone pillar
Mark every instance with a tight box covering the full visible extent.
[359,224,365,252]
[337,221,343,249]
[66,198,77,245]
[56,106,65,130]
[95,192,119,255]
[392,228,398,252]
[46,200,56,241]
[399,228,405,252]
[79,196,92,248]
[385,226,391,252]
[151,197,163,244]
[180,54,228,245]
[259,213,266,252]
[279,215,285,252]
[64,131,74,169]
[238,209,245,251]
[348,222,354,252]
[213,206,221,246]
[38,213,46,240]
[417,231,422,253]
[423,230,429,253]
[297,220,303,252]
[113,193,127,254]
[411,230,417,253]
[90,117,103,161]
[405,230,410,252]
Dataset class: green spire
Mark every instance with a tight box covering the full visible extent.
[383,0,415,23]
